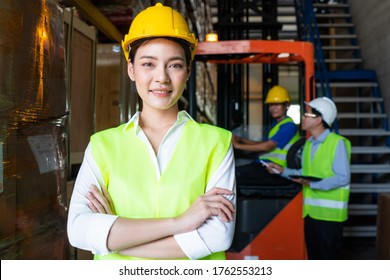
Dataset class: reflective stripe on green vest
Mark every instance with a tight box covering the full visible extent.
[302,133,351,222]
[260,117,300,167]
[90,120,231,260]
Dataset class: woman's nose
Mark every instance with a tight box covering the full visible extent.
[156,67,171,84]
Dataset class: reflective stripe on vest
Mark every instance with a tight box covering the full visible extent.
[260,117,300,167]
[302,133,351,222]
[90,120,231,260]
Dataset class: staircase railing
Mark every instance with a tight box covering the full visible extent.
[294,0,338,132]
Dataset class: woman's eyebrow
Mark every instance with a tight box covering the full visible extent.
[138,55,156,60]
[138,55,184,62]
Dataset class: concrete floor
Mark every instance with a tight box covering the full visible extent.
[342,237,378,260]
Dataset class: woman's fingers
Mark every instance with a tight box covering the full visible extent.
[87,184,114,214]
[87,191,107,213]
[205,200,233,222]
[87,200,99,213]
[202,193,234,212]
[204,187,233,198]
[101,185,115,214]
[197,189,235,222]
[203,187,234,208]
[175,187,235,233]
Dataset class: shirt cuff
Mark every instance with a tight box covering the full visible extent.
[87,214,119,255]
[174,231,211,260]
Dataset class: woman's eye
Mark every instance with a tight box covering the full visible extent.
[142,62,154,67]
[170,63,183,69]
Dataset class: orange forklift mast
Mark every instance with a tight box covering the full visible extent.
[195,39,314,260]
[195,39,315,102]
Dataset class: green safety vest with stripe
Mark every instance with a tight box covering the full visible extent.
[89,119,232,260]
[302,132,351,222]
[259,117,300,167]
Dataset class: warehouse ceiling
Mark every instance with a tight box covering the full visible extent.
[57,0,296,44]
[58,0,217,43]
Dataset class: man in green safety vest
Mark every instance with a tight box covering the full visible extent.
[266,97,351,260]
[232,85,300,187]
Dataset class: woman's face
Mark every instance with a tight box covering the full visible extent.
[128,38,190,112]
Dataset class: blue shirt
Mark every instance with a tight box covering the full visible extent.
[268,118,298,149]
[282,129,350,191]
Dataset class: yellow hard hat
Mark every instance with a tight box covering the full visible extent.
[121,3,198,61]
[265,85,291,104]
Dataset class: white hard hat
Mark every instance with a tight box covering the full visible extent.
[305,97,337,127]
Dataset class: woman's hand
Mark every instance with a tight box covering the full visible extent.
[87,184,116,215]
[174,187,235,234]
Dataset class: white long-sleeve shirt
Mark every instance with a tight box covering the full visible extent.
[67,111,236,259]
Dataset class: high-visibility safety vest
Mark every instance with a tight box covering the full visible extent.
[302,132,351,222]
[259,117,300,167]
[89,120,232,260]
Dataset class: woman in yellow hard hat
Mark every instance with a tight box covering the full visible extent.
[232,85,300,187]
[67,3,236,260]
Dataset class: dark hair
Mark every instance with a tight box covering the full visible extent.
[312,108,331,129]
[129,37,192,66]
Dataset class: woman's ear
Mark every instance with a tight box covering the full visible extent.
[128,61,135,81]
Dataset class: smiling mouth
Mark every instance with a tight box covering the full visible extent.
[150,89,171,96]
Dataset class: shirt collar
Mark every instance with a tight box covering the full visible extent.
[309,128,331,143]
[122,110,193,132]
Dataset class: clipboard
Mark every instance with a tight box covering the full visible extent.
[289,175,322,181]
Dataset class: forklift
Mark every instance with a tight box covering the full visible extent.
[193,39,315,259]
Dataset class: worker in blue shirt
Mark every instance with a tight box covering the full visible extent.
[266,97,351,259]
[232,85,300,187]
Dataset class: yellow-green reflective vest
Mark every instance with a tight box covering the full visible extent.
[260,117,300,167]
[90,120,232,260]
[302,132,351,222]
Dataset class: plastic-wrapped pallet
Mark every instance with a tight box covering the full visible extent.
[0,0,68,259]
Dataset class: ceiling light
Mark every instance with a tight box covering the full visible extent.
[205,33,218,42]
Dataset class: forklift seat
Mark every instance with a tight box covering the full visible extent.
[238,136,306,198]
